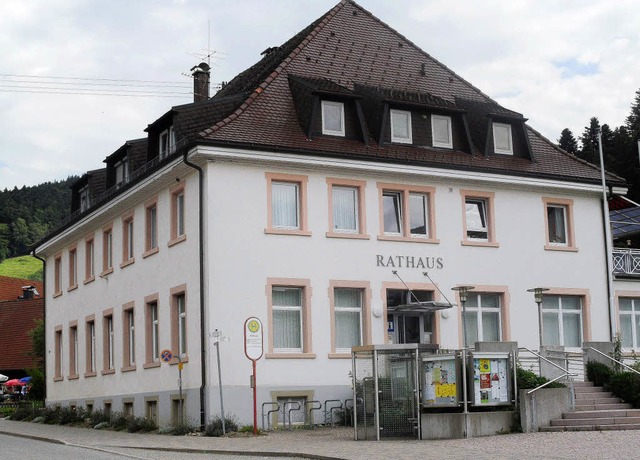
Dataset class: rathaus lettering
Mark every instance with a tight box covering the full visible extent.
[376,255,444,269]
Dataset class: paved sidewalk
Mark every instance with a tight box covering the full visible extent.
[2,418,640,459]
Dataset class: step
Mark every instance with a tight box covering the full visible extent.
[574,397,621,405]
[574,386,606,394]
[575,403,632,411]
[563,409,640,419]
[540,423,640,432]
[551,416,640,427]
[575,391,613,399]
[572,381,594,388]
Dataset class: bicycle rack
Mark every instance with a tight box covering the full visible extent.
[261,401,280,431]
[344,398,354,426]
[304,400,322,429]
[323,399,343,427]
[283,401,301,430]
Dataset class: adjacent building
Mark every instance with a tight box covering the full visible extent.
[34,0,630,427]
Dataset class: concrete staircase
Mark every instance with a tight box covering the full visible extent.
[540,381,640,432]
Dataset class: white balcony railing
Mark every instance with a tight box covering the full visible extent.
[612,248,640,276]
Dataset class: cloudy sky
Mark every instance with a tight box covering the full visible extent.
[1,0,639,190]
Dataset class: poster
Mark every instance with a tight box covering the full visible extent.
[422,356,458,407]
[472,354,510,406]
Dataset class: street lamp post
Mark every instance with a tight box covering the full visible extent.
[451,286,475,349]
[527,287,549,351]
[451,284,475,437]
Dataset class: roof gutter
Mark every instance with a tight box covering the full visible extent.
[182,146,207,430]
[31,249,46,402]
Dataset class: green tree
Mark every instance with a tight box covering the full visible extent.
[0,223,9,262]
[26,319,45,401]
[558,128,579,154]
[578,117,601,165]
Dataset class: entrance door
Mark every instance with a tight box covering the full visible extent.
[387,289,434,345]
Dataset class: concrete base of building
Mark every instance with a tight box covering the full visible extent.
[421,411,515,439]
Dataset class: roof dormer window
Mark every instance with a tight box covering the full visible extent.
[79,185,90,212]
[492,122,513,155]
[321,101,345,137]
[114,157,129,187]
[390,109,412,144]
[431,114,452,148]
[159,126,175,159]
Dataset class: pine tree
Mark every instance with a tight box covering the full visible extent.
[557,128,579,154]
[578,117,601,165]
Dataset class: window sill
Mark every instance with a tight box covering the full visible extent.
[168,234,186,247]
[120,258,135,269]
[461,240,500,248]
[121,365,137,373]
[53,376,63,382]
[67,374,79,380]
[265,228,312,237]
[377,235,439,244]
[83,276,95,285]
[101,369,115,376]
[53,291,62,298]
[328,353,351,359]
[67,284,78,292]
[143,247,159,258]
[143,361,161,369]
[84,371,97,378]
[326,232,370,240]
[544,244,578,252]
[100,268,113,278]
[265,352,316,359]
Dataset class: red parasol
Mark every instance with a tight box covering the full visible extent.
[3,379,25,387]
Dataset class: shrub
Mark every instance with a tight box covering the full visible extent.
[586,361,613,388]
[169,421,197,436]
[516,366,565,390]
[126,415,157,433]
[90,409,111,426]
[10,404,35,421]
[204,414,239,437]
[608,372,640,408]
[110,412,129,431]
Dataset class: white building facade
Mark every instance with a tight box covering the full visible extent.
[35,0,628,428]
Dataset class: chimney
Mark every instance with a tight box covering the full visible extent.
[191,62,211,103]
[20,285,39,300]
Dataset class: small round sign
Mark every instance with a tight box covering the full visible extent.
[244,317,263,361]
[160,349,173,363]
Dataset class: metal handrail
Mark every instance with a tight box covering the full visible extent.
[518,347,577,395]
[587,347,640,376]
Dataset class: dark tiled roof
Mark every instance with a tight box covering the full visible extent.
[0,298,43,371]
[0,276,42,302]
[193,0,622,186]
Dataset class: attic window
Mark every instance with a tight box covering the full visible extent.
[160,126,176,159]
[390,109,412,144]
[115,157,129,187]
[492,122,513,155]
[431,115,452,148]
[79,185,90,212]
[321,101,345,137]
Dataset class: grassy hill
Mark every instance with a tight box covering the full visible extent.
[0,255,43,281]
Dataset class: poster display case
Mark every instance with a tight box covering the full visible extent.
[468,352,512,406]
[421,354,459,407]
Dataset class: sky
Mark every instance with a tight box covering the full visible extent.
[1,0,639,190]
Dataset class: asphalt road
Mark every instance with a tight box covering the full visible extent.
[0,433,308,460]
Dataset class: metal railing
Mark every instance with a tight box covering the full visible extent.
[587,347,640,376]
[612,248,640,276]
[518,347,578,395]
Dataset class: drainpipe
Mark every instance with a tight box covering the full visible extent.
[183,147,207,430]
[32,250,47,401]
[598,130,616,341]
